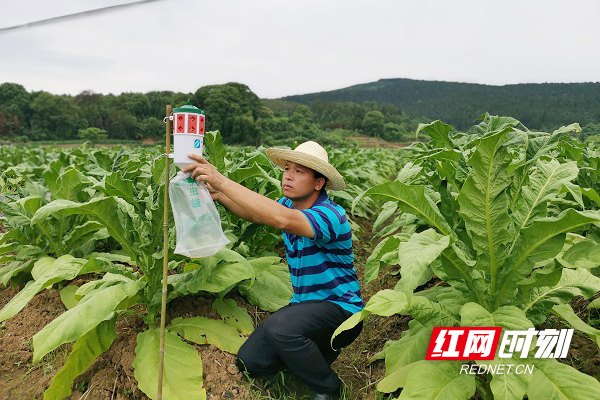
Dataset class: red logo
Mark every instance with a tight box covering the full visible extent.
[426,327,502,360]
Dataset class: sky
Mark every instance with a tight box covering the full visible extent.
[1,0,599,99]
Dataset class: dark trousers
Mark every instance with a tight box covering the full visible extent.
[236,300,363,394]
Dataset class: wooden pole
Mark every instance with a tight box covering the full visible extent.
[157,104,171,400]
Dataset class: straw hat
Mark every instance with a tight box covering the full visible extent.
[265,141,346,191]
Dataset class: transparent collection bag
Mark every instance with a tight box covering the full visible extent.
[169,171,230,258]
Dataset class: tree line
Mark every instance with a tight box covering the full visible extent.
[0,82,423,146]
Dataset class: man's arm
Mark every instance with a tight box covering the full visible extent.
[218,178,314,238]
[210,189,259,223]
[184,155,315,238]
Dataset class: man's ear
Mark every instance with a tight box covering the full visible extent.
[315,177,325,191]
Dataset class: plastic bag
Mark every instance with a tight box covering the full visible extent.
[169,171,230,258]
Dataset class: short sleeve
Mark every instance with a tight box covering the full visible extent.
[299,205,342,244]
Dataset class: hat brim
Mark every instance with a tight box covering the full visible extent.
[265,148,346,191]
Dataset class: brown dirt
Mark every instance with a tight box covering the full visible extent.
[0,287,68,399]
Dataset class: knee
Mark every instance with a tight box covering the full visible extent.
[237,342,279,377]
[262,317,296,345]
[237,342,258,374]
[332,321,363,349]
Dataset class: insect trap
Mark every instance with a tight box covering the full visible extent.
[170,102,206,168]
[164,102,230,258]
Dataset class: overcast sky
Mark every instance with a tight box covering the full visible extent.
[1,0,599,99]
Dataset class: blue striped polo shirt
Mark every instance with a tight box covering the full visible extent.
[277,190,364,314]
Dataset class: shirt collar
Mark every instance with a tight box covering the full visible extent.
[288,190,328,209]
[314,190,328,205]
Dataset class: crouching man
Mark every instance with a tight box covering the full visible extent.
[183,141,364,400]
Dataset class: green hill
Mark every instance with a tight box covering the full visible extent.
[283,78,600,131]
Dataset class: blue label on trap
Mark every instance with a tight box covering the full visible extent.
[194,139,201,148]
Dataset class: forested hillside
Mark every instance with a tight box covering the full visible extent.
[3,78,600,145]
[284,78,600,132]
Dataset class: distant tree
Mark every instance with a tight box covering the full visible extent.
[194,83,262,145]
[139,117,164,139]
[78,127,108,146]
[30,92,84,140]
[362,110,385,137]
[383,122,409,142]
[0,83,30,138]
[289,105,314,129]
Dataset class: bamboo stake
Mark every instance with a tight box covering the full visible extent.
[158,104,172,399]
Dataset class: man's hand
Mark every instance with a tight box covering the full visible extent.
[182,154,227,191]
[205,182,221,202]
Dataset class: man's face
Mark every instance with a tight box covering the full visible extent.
[282,161,324,199]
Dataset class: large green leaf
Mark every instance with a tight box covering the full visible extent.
[133,329,206,400]
[33,279,142,362]
[398,361,476,400]
[365,235,401,284]
[376,360,428,394]
[409,295,460,328]
[169,316,246,354]
[212,298,254,335]
[558,239,600,269]
[31,197,136,258]
[358,181,454,237]
[487,358,533,400]
[522,268,600,324]
[44,317,117,400]
[0,255,88,322]
[237,262,292,312]
[59,285,80,310]
[373,201,398,231]
[458,128,515,296]
[228,162,263,183]
[496,209,600,309]
[31,256,57,280]
[416,120,455,149]
[395,229,450,295]
[417,286,470,315]
[0,260,33,286]
[332,290,408,343]
[527,359,600,400]
[512,159,578,232]
[247,256,282,274]
[168,248,254,298]
[552,304,600,347]
[374,320,432,393]
[204,131,227,173]
[63,220,105,252]
[459,302,534,331]
[50,167,90,201]
[93,172,137,207]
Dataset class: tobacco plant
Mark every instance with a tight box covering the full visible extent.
[336,115,600,399]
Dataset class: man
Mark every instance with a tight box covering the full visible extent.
[183,141,363,400]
